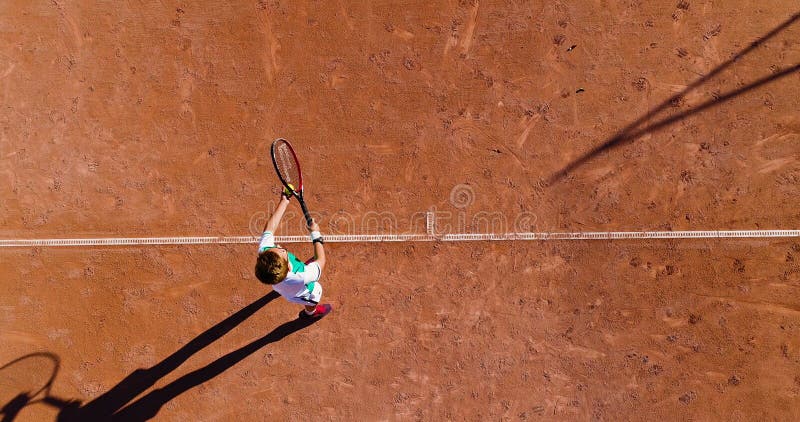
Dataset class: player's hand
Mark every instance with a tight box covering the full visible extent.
[308,220,320,232]
[281,184,295,200]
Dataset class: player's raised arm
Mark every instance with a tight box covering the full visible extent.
[309,220,326,272]
[263,187,293,234]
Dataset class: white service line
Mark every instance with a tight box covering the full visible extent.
[2,212,798,247]
[439,230,800,241]
[1,230,798,248]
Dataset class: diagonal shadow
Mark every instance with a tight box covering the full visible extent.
[548,11,800,184]
[108,316,319,421]
[58,290,282,421]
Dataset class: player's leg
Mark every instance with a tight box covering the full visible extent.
[298,282,331,318]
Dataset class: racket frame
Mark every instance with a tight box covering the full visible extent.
[270,138,314,227]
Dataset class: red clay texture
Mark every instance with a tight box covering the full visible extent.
[2,1,800,420]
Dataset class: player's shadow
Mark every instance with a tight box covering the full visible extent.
[0,352,81,422]
[52,290,319,421]
[547,11,800,184]
[107,314,319,421]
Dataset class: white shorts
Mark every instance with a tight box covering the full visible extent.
[282,281,323,306]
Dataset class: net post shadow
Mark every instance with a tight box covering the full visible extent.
[58,290,282,421]
[547,11,800,185]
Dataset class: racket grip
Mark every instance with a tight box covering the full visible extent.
[299,198,313,227]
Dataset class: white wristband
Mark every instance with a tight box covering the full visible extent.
[310,231,322,241]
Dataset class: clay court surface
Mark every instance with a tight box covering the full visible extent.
[2,1,800,420]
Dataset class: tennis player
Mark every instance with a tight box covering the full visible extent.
[254,186,331,318]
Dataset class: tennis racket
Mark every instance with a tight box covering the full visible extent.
[0,352,72,417]
[270,138,314,227]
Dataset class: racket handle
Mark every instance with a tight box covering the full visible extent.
[299,197,313,227]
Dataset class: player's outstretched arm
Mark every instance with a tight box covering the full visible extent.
[309,220,326,271]
[263,189,292,233]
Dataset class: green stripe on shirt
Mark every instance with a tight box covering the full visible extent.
[287,252,305,273]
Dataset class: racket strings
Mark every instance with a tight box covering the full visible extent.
[274,142,301,188]
[0,355,58,404]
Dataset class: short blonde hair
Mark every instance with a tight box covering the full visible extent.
[255,250,288,284]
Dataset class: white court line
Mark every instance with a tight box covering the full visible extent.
[440,230,800,241]
[1,231,798,248]
[0,234,432,247]
[1,212,798,247]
